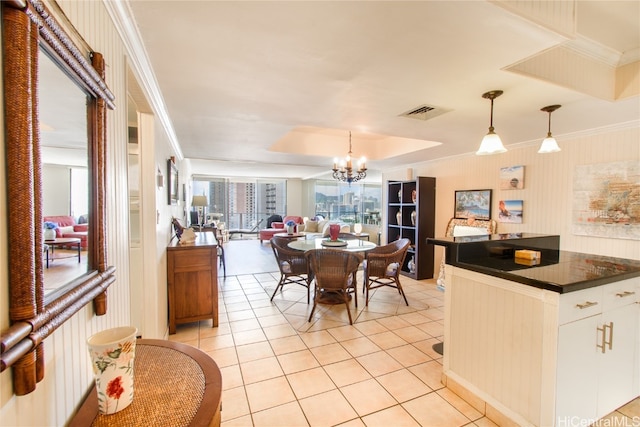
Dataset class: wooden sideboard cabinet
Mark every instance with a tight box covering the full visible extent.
[167,233,219,334]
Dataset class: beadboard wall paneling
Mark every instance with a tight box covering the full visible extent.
[508,46,616,101]
[616,61,640,99]
[0,1,131,425]
[491,0,575,38]
[384,125,640,274]
[449,268,551,426]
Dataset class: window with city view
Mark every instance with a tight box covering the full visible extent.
[192,177,287,231]
[314,180,381,225]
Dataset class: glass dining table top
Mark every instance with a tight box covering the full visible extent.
[288,237,377,253]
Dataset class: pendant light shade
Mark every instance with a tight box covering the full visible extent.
[538,105,561,154]
[476,90,507,155]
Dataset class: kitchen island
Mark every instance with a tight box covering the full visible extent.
[428,233,640,427]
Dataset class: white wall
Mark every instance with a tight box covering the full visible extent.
[286,178,303,216]
[384,123,640,271]
[42,164,71,216]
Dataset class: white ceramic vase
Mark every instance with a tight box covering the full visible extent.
[44,228,56,241]
[87,326,138,415]
[286,225,295,234]
[408,256,416,273]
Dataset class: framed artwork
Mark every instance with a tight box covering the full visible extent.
[500,165,524,190]
[498,199,523,223]
[573,160,639,240]
[167,158,179,205]
[454,189,492,220]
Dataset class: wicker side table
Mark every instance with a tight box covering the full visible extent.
[69,339,222,427]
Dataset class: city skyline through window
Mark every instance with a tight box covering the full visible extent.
[192,177,286,230]
[314,180,381,225]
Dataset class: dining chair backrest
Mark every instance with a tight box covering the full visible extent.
[365,238,411,278]
[306,249,362,292]
[270,236,312,303]
[271,236,311,277]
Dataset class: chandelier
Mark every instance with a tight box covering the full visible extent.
[332,131,367,184]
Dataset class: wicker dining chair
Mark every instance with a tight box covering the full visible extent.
[270,236,313,303]
[362,238,411,306]
[306,249,363,325]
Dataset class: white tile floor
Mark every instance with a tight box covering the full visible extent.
[169,270,640,427]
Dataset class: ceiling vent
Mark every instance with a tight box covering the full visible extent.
[400,104,450,121]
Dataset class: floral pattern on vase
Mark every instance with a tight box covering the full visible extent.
[87,327,137,414]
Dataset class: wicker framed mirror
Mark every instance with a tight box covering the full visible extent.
[1,0,116,395]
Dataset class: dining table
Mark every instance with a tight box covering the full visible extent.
[287,237,376,305]
[287,237,377,253]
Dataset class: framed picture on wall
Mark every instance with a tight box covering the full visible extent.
[167,158,179,205]
[498,199,523,223]
[499,165,525,190]
[454,189,492,220]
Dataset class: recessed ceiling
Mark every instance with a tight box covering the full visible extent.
[269,126,442,161]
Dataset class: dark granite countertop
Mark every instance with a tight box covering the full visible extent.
[428,233,640,293]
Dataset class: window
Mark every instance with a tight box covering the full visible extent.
[192,177,286,230]
[314,181,381,225]
[70,167,88,219]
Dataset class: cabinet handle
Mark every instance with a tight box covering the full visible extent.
[597,323,607,353]
[596,322,613,353]
[575,301,598,309]
[615,290,636,298]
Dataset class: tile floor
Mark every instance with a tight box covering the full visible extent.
[169,271,640,427]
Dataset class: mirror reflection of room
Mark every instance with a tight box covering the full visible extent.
[39,49,90,294]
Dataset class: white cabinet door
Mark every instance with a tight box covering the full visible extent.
[556,314,599,423]
[597,303,638,417]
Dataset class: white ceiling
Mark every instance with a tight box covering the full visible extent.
[122,1,640,181]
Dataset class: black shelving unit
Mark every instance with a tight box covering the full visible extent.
[387,177,436,280]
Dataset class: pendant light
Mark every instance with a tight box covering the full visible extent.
[476,90,507,155]
[538,105,562,153]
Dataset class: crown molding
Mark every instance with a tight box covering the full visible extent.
[102,0,183,161]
